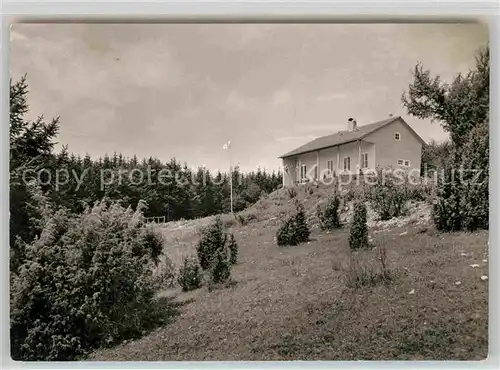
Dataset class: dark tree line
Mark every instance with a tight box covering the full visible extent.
[46,150,282,219]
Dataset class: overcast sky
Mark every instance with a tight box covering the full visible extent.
[10,23,488,172]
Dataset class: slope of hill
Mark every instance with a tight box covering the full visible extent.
[89,184,488,361]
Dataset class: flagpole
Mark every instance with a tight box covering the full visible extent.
[223,140,233,215]
[229,155,233,215]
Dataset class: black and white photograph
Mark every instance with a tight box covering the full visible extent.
[8,22,489,361]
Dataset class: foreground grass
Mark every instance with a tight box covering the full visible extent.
[89,212,488,360]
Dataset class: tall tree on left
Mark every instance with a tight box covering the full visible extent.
[10,75,60,271]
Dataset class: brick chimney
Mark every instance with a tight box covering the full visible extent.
[347,117,357,132]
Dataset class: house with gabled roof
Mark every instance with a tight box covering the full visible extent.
[279,115,426,187]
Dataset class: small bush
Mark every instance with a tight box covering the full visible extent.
[433,169,489,233]
[10,189,167,361]
[235,213,246,225]
[433,122,489,232]
[228,234,238,265]
[460,121,489,231]
[276,219,294,246]
[246,213,258,223]
[177,257,202,292]
[316,204,323,227]
[349,201,369,250]
[196,216,227,270]
[377,245,391,281]
[342,188,354,203]
[407,182,433,202]
[344,246,392,289]
[139,223,164,265]
[460,183,489,231]
[317,195,341,230]
[211,251,231,284]
[432,168,462,232]
[223,217,236,228]
[152,255,176,288]
[276,202,310,246]
[286,187,297,199]
[344,253,376,288]
[368,170,409,220]
[235,213,257,226]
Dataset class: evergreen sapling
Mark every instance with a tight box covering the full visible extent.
[349,201,369,249]
[228,233,238,265]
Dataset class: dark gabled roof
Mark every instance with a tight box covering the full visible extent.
[278,116,424,159]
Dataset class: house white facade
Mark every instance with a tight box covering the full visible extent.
[279,116,425,187]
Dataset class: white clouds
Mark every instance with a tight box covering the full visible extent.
[274,134,316,144]
[182,107,199,117]
[271,89,292,105]
[225,91,257,111]
[116,38,189,89]
[316,92,348,102]
[294,124,337,134]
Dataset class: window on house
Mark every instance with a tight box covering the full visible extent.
[300,164,307,181]
[397,159,411,167]
[394,132,401,140]
[343,157,351,171]
[361,153,368,169]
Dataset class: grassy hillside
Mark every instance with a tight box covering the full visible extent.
[89,184,488,361]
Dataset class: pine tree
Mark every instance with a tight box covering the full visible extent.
[459,121,489,230]
[9,76,60,254]
[318,195,341,230]
[276,202,310,246]
[349,201,369,249]
[178,257,202,291]
[211,250,231,284]
[294,202,310,242]
[197,216,227,270]
[228,233,238,265]
[432,166,463,232]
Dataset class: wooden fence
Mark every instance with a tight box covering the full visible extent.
[144,216,166,224]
